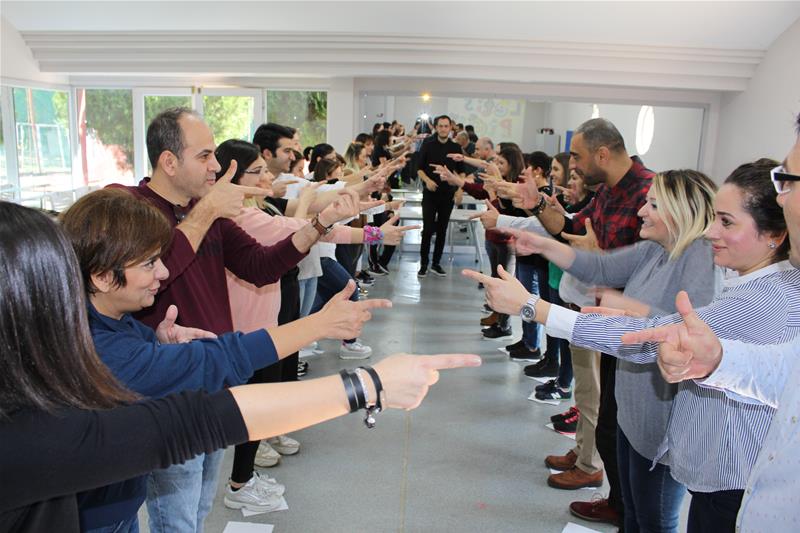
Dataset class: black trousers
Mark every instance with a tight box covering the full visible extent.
[486,240,512,327]
[687,489,744,533]
[230,270,300,484]
[335,243,363,277]
[369,211,397,268]
[596,353,623,523]
[420,192,454,267]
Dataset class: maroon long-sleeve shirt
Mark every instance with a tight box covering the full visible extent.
[114,180,306,334]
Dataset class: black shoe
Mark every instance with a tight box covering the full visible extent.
[482,303,493,314]
[297,361,309,377]
[505,339,525,352]
[368,265,387,276]
[553,411,579,434]
[417,266,427,277]
[510,347,542,362]
[536,378,558,393]
[524,358,558,378]
[478,282,484,290]
[481,323,513,340]
[536,383,572,401]
[551,406,579,424]
[430,264,446,277]
[356,271,375,286]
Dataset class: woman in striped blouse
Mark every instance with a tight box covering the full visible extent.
[466,159,795,533]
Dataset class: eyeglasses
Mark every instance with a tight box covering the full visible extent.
[771,165,800,195]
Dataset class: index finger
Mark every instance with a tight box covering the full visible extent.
[359,200,385,211]
[397,224,420,231]
[461,268,494,285]
[421,354,483,370]
[620,325,675,345]
[467,212,484,220]
[560,231,581,242]
[357,298,393,310]
[234,184,271,196]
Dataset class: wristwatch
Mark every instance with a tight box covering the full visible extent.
[520,295,540,323]
[311,214,333,236]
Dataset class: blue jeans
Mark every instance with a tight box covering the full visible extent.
[84,515,139,533]
[515,261,545,350]
[312,257,358,343]
[617,428,686,533]
[146,449,224,533]
[298,276,318,318]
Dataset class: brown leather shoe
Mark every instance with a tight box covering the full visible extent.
[544,450,577,471]
[569,497,620,526]
[480,312,498,326]
[547,466,603,490]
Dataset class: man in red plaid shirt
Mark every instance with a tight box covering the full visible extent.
[524,118,653,526]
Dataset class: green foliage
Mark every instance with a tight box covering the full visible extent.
[267,91,327,147]
[84,89,134,165]
[203,95,254,145]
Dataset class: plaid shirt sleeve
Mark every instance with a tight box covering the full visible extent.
[570,162,653,250]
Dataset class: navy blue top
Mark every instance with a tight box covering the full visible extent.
[76,304,278,529]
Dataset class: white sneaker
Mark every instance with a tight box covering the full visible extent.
[252,471,285,497]
[267,435,300,455]
[254,441,281,467]
[224,475,283,512]
[340,340,372,360]
[299,341,324,358]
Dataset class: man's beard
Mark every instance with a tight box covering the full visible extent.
[580,166,607,186]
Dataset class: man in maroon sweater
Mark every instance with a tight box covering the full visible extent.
[111,107,365,532]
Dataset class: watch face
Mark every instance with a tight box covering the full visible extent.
[521,305,534,320]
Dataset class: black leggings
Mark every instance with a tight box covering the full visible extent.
[230,271,299,484]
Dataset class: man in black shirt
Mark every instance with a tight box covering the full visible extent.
[416,115,464,277]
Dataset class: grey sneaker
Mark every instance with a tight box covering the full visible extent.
[224,474,284,512]
[339,340,372,359]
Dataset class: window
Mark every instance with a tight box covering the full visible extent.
[144,95,192,129]
[76,89,134,186]
[13,87,73,195]
[267,90,327,147]
[202,94,255,146]
[635,105,655,155]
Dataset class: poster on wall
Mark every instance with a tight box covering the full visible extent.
[446,98,526,144]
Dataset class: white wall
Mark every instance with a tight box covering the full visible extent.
[326,77,355,152]
[0,16,67,84]
[713,19,800,178]
[544,102,705,173]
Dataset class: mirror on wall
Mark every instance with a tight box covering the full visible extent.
[360,93,705,173]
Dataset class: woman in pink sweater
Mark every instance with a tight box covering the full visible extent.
[216,139,416,511]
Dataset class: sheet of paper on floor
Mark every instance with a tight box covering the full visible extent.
[545,422,576,440]
[528,392,560,405]
[222,521,274,533]
[240,497,288,517]
[561,521,603,533]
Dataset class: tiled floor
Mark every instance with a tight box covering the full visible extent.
[141,249,687,532]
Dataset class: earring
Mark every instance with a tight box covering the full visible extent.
[768,242,777,249]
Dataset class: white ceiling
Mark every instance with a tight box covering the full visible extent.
[4,1,799,49]
[2,1,799,91]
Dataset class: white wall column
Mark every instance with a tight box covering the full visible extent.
[326,77,355,150]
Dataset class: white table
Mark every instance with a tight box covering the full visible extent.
[397,205,487,272]
[392,190,484,207]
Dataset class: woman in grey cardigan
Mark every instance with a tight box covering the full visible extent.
[469,169,720,533]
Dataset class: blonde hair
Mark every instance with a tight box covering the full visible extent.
[651,169,717,260]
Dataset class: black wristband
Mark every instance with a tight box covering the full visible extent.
[531,194,547,215]
[360,366,384,412]
[339,370,359,413]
